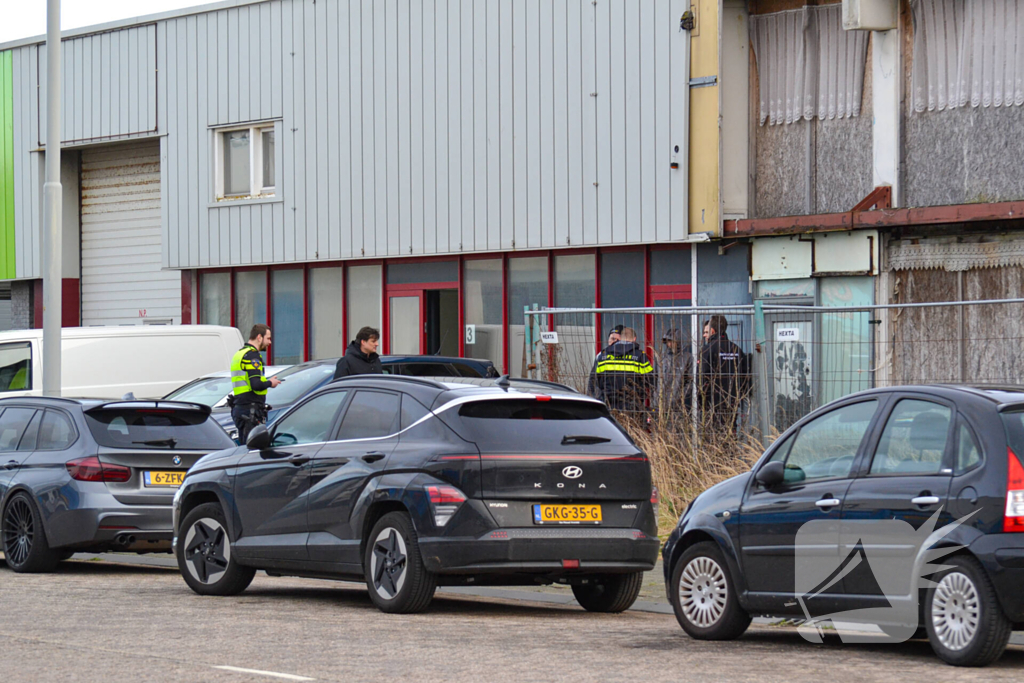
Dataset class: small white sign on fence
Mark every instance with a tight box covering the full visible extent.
[465,324,476,345]
[540,331,559,344]
[776,327,801,342]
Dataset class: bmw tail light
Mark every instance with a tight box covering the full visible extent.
[426,485,467,527]
[66,456,131,483]
[1005,448,1024,533]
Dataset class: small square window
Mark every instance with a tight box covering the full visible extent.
[216,123,276,200]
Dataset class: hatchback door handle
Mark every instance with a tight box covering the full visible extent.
[288,456,311,466]
[911,496,940,506]
[3,460,18,470]
[815,498,841,508]
[362,453,386,463]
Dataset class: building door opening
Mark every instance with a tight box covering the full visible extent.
[387,288,459,356]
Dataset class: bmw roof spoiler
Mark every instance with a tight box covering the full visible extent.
[85,400,213,416]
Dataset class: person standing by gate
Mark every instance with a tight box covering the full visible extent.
[587,327,655,414]
[229,324,282,443]
[333,326,384,379]
[699,315,744,427]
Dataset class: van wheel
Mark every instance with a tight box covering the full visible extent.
[925,555,1011,667]
[671,541,750,640]
[572,573,644,613]
[2,492,60,573]
[364,512,437,614]
[176,503,255,596]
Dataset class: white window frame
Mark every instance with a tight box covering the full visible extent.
[214,122,276,201]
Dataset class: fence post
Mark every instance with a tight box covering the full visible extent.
[524,305,533,379]
[753,300,770,446]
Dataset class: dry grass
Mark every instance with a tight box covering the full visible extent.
[620,412,774,538]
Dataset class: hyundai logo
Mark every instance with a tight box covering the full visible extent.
[562,466,583,479]
[172,455,182,466]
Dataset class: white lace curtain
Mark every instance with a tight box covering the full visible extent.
[750,4,869,126]
[912,0,1024,112]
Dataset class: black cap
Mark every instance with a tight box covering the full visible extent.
[611,324,624,334]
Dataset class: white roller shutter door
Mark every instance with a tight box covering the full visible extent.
[81,140,180,326]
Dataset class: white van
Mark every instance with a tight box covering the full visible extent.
[0,325,244,399]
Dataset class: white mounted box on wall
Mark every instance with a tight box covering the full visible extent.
[842,0,898,31]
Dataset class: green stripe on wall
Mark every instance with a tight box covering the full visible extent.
[0,50,14,279]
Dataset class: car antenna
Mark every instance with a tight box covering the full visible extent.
[495,374,511,391]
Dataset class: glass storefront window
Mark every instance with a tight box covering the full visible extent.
[200,272,231,326]
[650,247,690,285]
[600,251,645,345]
[464,259,504,373]
[271,269,304,365]
[308,267,345,360]
[508,257,549,378]
[234,270,267,349]
[347,265,382,340]
[554,255,596,388]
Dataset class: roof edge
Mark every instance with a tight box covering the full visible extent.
[0,0,269,52]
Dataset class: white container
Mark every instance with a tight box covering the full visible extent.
[0,325,244,399]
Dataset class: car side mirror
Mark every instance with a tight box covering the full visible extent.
[246,424,272,451]
[756,461,785,488]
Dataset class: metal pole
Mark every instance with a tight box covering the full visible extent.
[43,0,63,396]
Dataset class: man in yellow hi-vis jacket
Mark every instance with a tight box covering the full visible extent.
[586,327,655,412]
[229,324,282,443]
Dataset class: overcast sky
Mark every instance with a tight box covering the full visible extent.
[1,1,206,44]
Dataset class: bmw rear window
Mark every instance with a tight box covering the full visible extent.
[85,409,235,450]
[453,398,632,448]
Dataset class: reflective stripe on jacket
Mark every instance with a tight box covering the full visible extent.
[230,344,270,403]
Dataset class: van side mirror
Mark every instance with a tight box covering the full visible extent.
[246,424,272,451]
[756,461,785,488]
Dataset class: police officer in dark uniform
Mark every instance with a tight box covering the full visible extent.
[229,324,282,443]
[587,326,655,413]
[699,315,744,427]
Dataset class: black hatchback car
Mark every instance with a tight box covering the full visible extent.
[663,385,1024,667]
[173,375,659,613]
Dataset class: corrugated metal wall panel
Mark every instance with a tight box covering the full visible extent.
[12,45,39,279]
[37,25,158,146]
[81,140,180,325]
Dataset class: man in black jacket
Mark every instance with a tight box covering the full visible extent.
[587,327,655,413]
[333,326,384,379]
[699,315,744,427]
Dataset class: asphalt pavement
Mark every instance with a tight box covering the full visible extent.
[2,553,1023,682]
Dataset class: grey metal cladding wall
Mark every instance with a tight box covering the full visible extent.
[163,0,690,269]
[12,46,40,278]
[36,25,158,145]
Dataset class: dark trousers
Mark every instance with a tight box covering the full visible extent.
[231,403,266,444]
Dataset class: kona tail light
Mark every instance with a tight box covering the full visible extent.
[66,456,131,483]
[426,485,467,527]
[1005,448,1024,533]
[651,486,660,518]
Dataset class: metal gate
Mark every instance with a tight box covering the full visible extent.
[80,140,179,325]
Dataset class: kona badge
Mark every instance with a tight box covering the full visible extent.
[562,466,583,479]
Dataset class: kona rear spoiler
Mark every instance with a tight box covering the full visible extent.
[85,400,213,416]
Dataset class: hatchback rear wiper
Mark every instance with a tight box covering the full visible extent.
[561,435,611,445]
[132,438,178,448]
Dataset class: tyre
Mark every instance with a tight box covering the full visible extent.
[364,512,436,614]
[670,541,751,640]
[572,572,644,613]
[176,503,255,596]
[1,492,60,573]
[924,555,1011,667]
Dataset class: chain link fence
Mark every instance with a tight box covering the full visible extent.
[520,298,1024,440]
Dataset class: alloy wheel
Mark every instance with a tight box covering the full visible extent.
[183,517,230,585]
[932,571,981,651]
[678,555,729,628]
[2,497,34,567]
[370,527,408,600]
